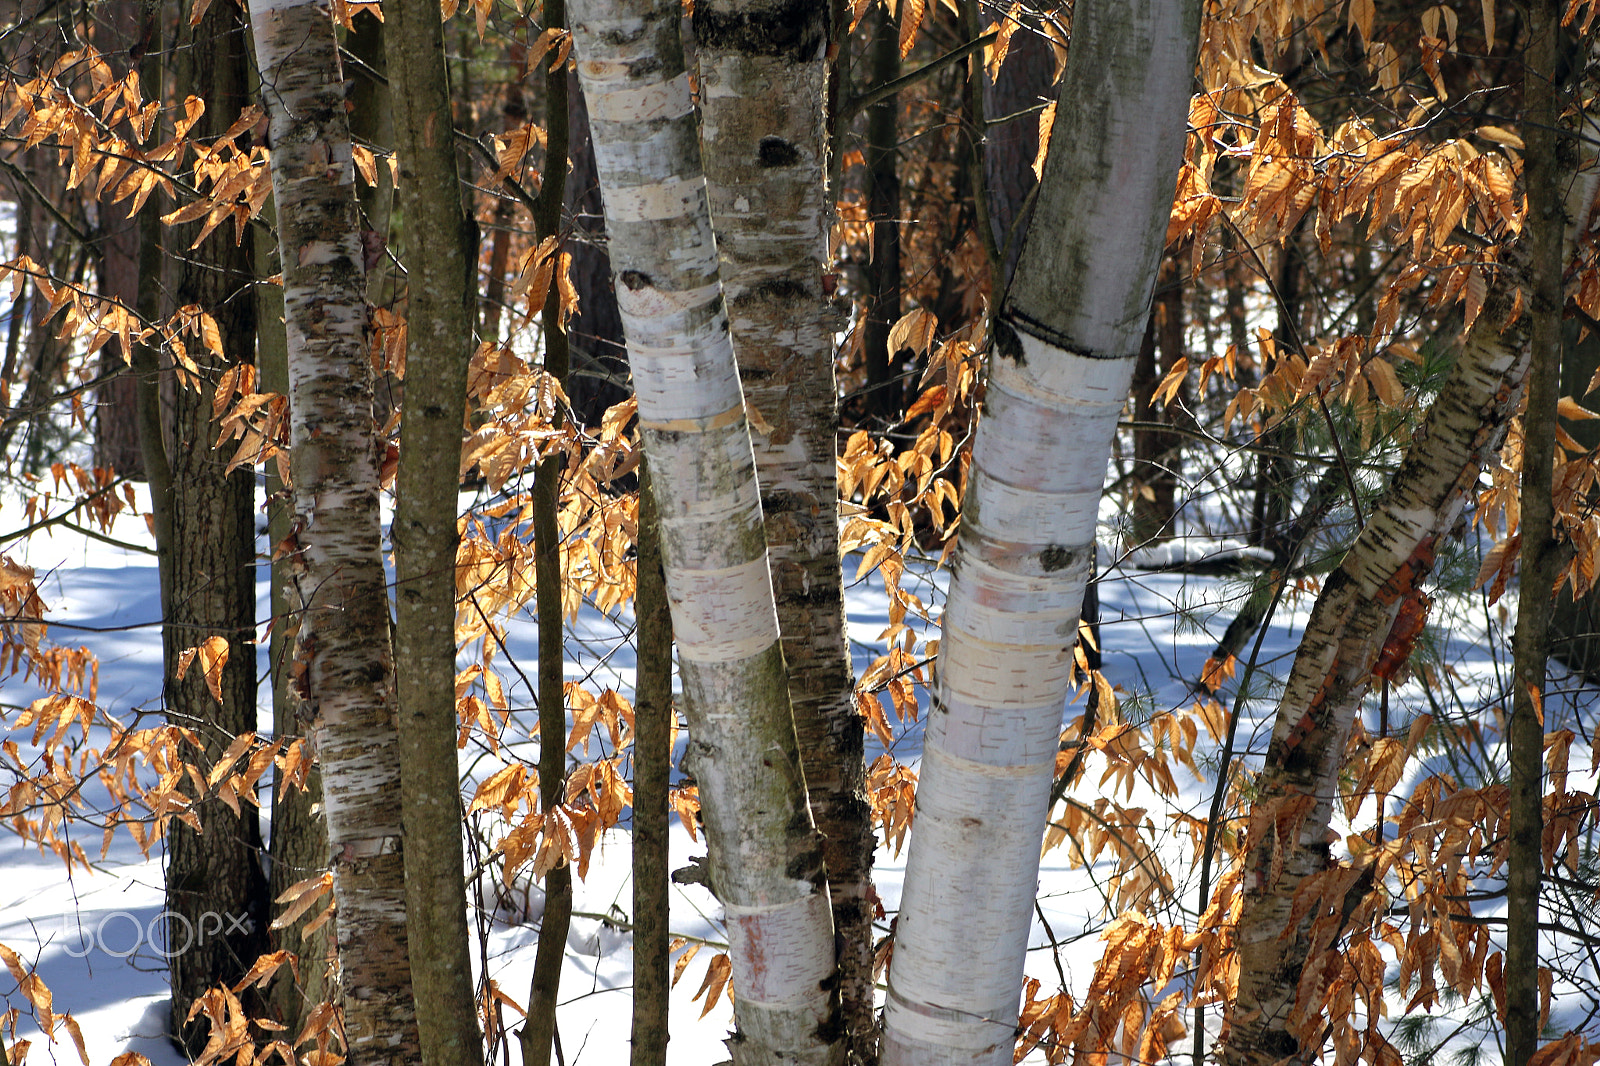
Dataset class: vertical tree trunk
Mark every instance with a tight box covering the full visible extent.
[520,5,575,1061]
[881,3,1200,1063]
[568,2,843,1060]
[164,2,270,1049]
[860,3,901,423]
[384,3,484,1064]
[630,463,673,1066]
[91,0,146,479]
[248,1,420,1060]
[1129,248,1187,545]
[694,2,877,1060]
[1507,6,1576,1062]
[980,2,1052,285]
[562,68,630,427]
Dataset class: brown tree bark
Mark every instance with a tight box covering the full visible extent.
[162,2,269,1049]
[630,463,672,1066]
[384,2,485,1064]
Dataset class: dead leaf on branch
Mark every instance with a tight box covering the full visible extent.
[175,635,230,703]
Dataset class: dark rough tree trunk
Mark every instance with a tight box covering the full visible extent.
[162,2,270,1051]
[860,2,902,423]
[981,4,1052,285]
[384,2,485,1064]
[562,68,629,427]
[90,0,145,479]
[1551,321,1600,681]
[1129,249,1187,545]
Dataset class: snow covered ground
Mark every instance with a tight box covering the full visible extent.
[0,480,1592,1066]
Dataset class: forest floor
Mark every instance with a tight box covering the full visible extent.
[0,482,1589,1066]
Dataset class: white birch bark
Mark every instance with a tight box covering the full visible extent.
[249,1,419,1061]
[693,1,877,1056]
[567,4,842,1063]
[880,3,1200,1064]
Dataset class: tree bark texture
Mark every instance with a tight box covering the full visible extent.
[568,3,843,1061]
[249,1,420,1060]
[631,463,673,1066]
[523,0,574,1058]
[255,192,337,1038]
[562,68,630,427]
[164,3,269,1050]
[1219,73,1600,1066]
[694,1,877,1060]
[880,3,1200,1063]
[91,0,146,479]
[860,3,901,423]
[1507,6,1579,1063]
[384,3,485,1065]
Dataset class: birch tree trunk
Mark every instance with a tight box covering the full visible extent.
[693,2,876,1058]
[1219,65,1600,1066]
[568,4,843,1061]
[249,2,420,1061]
[384,3,483,1064]
[880,2,1200,1063]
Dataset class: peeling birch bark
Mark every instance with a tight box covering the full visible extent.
[568,3,843,1063]
[248,1,419,1061]
[880,3,1200,1064]
[693,2,877,1058]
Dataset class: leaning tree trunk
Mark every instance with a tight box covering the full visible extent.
[694,1,877,1059]
[1218,64,1600,1066]
[248,0,420,1061]
[879,2,1200,1064]
[384,4,484,1066]
[164,1,270,1050]
[568,3,843,1062]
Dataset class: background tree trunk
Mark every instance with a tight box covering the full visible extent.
[163,2,269,1049]
[881,2,1200,1062]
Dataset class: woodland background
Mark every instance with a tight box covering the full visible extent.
[1,0,1600,1064]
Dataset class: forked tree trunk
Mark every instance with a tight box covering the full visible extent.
[568,3,843,1062]
[248,1,420,1061]
[384,2,483,1064]
[880,2,1200,1063]
[1219,68,1600,1066]
[694,1,877,1059]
